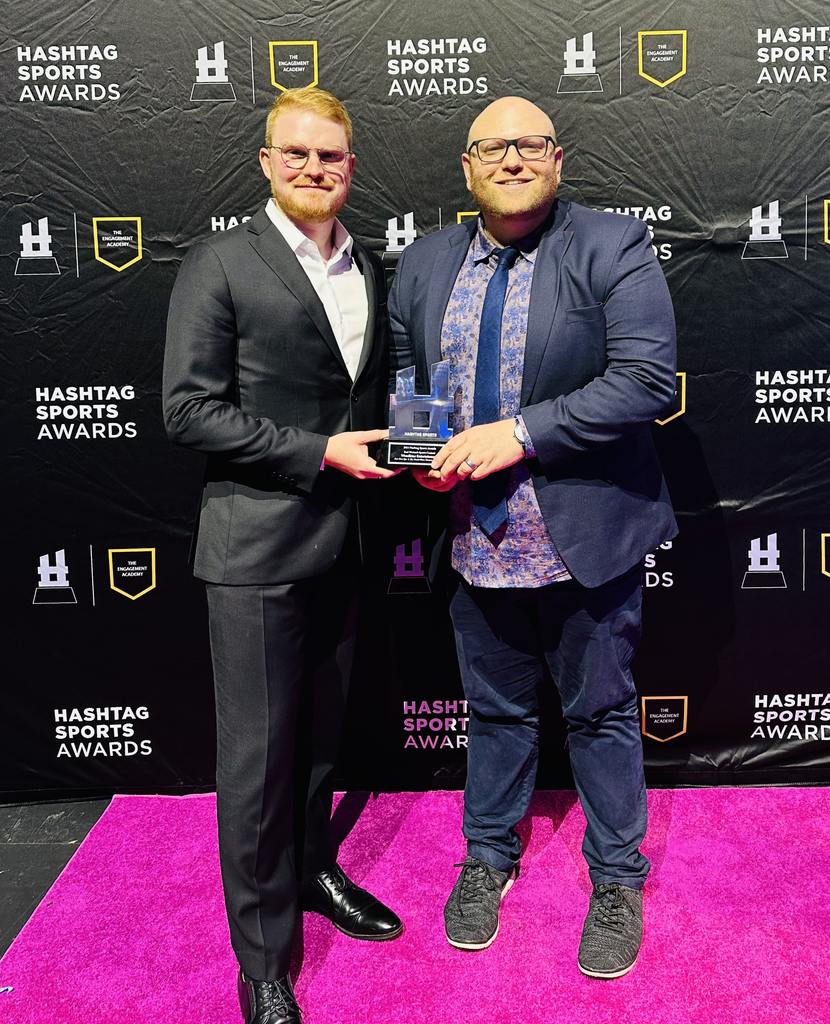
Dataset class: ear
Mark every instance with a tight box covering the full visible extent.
[461,152,473,192]
[553,146,564,186]
[258,147,272,180]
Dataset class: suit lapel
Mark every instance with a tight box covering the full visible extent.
[352,241,377,383]
[521,201,574,404]
[424,223,476,369]
[247,209,349,377]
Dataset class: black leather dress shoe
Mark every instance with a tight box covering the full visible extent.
[238,971,301,1024]
[301,864,403,940]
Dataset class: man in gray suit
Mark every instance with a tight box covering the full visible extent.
[164,88,401,1024]
[389,96,677,979]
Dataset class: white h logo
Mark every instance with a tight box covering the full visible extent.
[20,217,53,258]
[749,201,782,242]
[747,534,781,573]
[37,550,70,588]
[385,212,417,254]
[195,41,230,83]
[563,32,597,75]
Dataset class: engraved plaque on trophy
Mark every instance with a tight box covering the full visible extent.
[378,361,453,467]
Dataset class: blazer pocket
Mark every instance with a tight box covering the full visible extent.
[566,303,604,324]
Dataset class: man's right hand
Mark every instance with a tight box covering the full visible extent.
[411,467,457,492]
[324,429,398,480]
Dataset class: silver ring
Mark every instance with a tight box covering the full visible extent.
[462,458,477,471]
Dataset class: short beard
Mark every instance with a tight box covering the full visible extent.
[271,176,345,224]
[470,173,557,225]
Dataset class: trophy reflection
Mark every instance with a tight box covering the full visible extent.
[379,360,453,467]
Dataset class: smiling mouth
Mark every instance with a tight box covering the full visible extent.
[496,179,533,186]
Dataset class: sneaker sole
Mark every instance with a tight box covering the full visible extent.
[445,876,515,951]
[577,954,638,980]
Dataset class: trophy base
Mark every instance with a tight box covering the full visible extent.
[741,570,787,589]
[378,438,444,468]
[557,73,603,94]
[33,586,77,605]
[190,81,237,102]
[15,256,60,276]
[387,575,431,595]
[741,240,788,260]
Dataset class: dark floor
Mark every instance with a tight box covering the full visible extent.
[0,799,110,957]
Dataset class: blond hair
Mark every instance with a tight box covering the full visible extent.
[264,88,353,148]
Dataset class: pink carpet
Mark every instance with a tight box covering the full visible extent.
[1,788,828,1023]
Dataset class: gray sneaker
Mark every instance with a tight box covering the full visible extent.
[443,856,516,950]
[578,883,643,979]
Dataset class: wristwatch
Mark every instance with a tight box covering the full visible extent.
[513,415,530,456]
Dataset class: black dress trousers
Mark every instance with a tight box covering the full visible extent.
[205,537,360,981]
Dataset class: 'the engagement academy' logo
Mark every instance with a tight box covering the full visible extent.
[641,696,688,742]
[269,41,318,91]
[655,372,686,425]
[108,548,156,600]
[93,217,143,271]
[638,30,687,87]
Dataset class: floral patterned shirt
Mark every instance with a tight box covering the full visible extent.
[440,222,571,588]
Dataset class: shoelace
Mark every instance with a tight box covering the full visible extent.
[453,859,502,910]
[252,977,298,1018]
[590,885,627,934]
[317,866,347,893]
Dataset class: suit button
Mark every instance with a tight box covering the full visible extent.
[351,393,359,403]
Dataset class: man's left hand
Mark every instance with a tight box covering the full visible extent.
[431,419,524,481]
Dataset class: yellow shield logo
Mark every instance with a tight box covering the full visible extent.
[823,200,830,245]
[655,371,687,426]
[638,31,687,88]
[457,211,479,223]
[641,696,688,742]
[269,41,318,92]
[108,548,157,600]
[821,534,830,578]
[93,217,143,272]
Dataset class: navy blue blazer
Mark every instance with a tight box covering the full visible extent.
[388,198,678,588]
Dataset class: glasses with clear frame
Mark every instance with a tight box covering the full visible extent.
[467,135,558,163]
[269,145,352,169]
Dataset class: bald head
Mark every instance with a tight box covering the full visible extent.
[466,96,555,149]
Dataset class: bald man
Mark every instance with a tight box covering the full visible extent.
[388,97,677,978]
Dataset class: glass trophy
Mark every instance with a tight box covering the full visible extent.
[379,360,453,467]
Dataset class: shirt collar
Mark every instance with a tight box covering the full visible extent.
[471,217,539,266]
[265,197,353,264]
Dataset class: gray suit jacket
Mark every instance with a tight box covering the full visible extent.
[388,199,678,588]
[163,208,388,584]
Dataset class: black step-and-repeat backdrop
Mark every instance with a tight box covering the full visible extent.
[4,1,830,797]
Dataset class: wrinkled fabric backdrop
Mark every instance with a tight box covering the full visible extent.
[3,0,830,796]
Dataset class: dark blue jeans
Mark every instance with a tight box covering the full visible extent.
[449,565,649,889]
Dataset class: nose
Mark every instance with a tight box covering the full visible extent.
[305,151,326,177]
[499,141,524,171]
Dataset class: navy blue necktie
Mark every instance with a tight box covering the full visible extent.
[472,245,519,538]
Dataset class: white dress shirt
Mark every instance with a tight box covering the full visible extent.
[265,198,369,381]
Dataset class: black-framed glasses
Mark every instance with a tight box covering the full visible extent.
[467,135,558,163]
[269,145,352,169]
